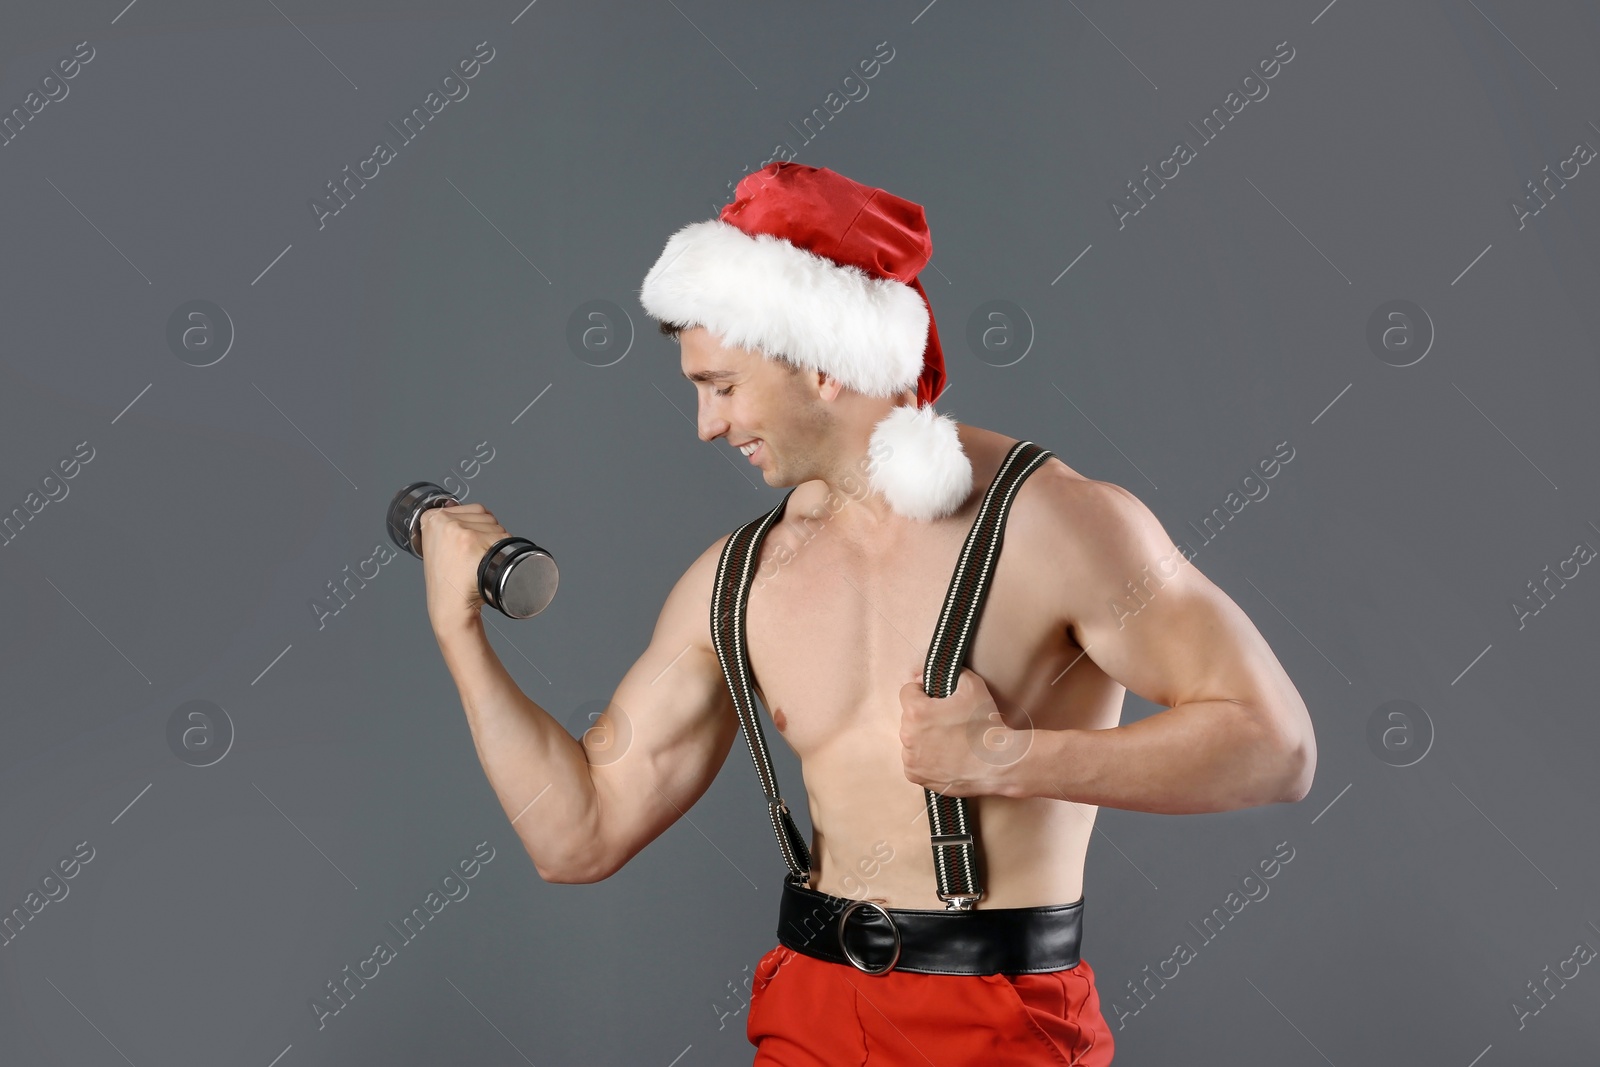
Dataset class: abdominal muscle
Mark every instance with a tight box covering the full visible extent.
[794,724,1098,911]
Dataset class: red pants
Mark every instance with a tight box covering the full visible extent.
[746,942,1115,1065]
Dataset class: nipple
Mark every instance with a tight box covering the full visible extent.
[772,706,787,732]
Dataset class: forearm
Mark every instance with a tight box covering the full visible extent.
[433,616,605,881]
[1009,699,1308,813]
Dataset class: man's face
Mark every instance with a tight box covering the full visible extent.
[679,326,830,486]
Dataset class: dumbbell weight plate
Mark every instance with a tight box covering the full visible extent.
[387,481,456,559]
[478,537,559,620]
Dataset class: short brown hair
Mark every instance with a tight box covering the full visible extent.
[660,320,806,375]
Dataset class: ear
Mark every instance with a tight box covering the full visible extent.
[816,371,844,402]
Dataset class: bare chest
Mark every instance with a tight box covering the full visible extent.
[741,504,1100,760]
[727,463,1123,908]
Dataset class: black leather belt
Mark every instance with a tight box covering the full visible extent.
[777,874,1085,976]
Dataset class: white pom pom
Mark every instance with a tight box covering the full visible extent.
[866,404,974,522]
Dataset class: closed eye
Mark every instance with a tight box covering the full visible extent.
[714,386,733,397]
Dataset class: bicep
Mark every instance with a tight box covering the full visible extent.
[587,538,741,869]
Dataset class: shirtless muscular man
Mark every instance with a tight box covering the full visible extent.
[419,163,1316,1064]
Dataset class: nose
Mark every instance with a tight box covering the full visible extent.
[696,394,728,443]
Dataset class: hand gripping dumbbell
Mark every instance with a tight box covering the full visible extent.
[386,481,559,620]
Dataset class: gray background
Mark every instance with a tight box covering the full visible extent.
[2,0,1597,1064]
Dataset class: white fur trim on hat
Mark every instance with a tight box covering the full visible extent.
[639,219,927,397]
[867,403,974,522]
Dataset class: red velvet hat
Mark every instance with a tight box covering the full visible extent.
[639,162,973,521]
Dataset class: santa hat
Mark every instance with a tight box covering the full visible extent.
[638,162,973,522]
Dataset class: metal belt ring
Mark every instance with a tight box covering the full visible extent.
[837,899,901,976]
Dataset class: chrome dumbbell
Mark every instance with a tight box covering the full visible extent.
[386,481,559,619]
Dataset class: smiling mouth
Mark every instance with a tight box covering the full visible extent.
[737,439,762,462]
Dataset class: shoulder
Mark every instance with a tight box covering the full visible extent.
[1011,457,1209,646]
[648,499,797,660]
[999,452,1186,615]
[1016,464,1170,560]
[672,504,775,617]
[686,528,738,598]
[958,427,1128,531]
[689,499,782,577]
[962,430,1104,541]
[653,530,736,649]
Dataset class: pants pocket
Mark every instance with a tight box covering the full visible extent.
[749,944,791,1011]
[746,944,797,1049]
[994,962,1115,1065]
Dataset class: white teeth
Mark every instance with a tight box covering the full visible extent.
[739,441,759,456]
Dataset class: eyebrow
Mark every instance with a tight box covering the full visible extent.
[682,370,739,383]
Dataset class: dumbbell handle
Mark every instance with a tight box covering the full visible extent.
[386,481,559,620]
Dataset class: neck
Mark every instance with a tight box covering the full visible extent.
[794,395,970,532]
[801,453,933,539]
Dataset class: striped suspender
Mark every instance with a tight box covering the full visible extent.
[710,486,812,882]
[709,440,1056,907]
[918,440,1054,907]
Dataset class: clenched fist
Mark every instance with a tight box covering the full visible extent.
[898,666,1032,798]
[419,501,508,633]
